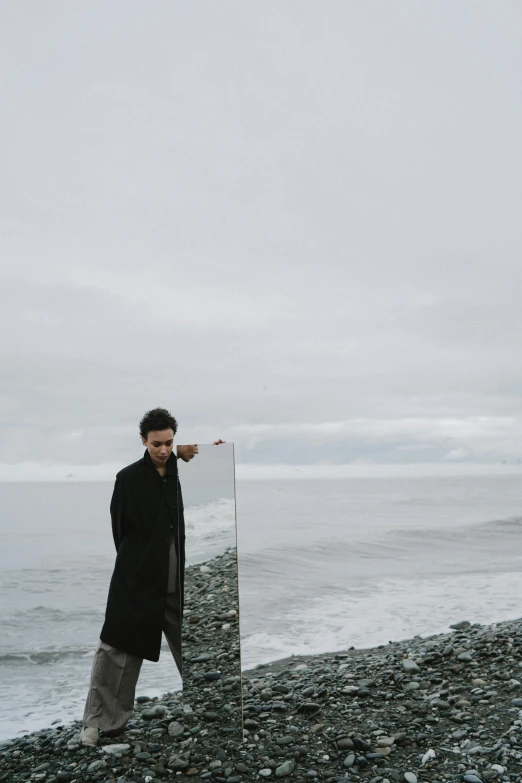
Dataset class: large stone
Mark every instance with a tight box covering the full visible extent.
[275,760,295,777]
[168,721,184,737]
[297,702,321,714]
[87,759,106,772]
[376,737,394,747]
[191,653,213,662]
[168,757,190,770]
[343,754,356,768]
[336,738,354,750]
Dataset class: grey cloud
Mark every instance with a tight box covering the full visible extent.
[1,1,522,470]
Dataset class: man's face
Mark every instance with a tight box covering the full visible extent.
[142,428,175,467]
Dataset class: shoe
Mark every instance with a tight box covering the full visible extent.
[79,726,99,746]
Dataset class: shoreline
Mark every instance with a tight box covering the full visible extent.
[3,550,522,783]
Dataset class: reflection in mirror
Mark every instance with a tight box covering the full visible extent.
[177,442,243,746]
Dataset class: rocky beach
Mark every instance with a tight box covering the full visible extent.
[3,548,522,783]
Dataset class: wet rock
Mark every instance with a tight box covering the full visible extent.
[167,720,184,737]
[336,738,354,750]
[297,702,321,715]
[168,756,189,770]
[275,760,295,776]
[402,660,420,674]
[101,743,130,753]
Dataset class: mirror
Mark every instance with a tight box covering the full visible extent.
[177,442,243,750]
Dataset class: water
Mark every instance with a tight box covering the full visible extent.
[1,474,521,739]
[235,475,522,667]
[0,480,236,741]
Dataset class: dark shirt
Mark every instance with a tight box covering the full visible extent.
[143,449,181,593]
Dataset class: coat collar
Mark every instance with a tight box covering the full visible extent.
[143,448,178,476]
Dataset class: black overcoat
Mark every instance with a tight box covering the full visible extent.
[99,449,185,662]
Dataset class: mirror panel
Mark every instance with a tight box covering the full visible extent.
[177,443,243,747]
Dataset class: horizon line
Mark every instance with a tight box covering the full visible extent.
[0,461,521,481]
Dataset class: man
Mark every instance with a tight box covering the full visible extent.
[79,407,221,746]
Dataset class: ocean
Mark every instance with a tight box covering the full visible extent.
[1,473,522,740]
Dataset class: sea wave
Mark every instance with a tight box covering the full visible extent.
[1,606,104,626]
[240,570,522,670]
[184,497,236,541]
[0,647,94,665]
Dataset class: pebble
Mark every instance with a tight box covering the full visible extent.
[168,721,184,737]
[451,621,471,630]
[8,555,522,783]
[275,760,295,776]
[169,756,190,770]
[191,653,213,662]
[343,754,356,768]
[87,759,105,772]
[142,705,167,720]
[101,743,130,753]
[452,730,468,740]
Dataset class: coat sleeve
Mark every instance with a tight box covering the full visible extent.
[110,476,125,551]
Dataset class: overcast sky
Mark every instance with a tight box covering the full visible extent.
[1,1,522,476]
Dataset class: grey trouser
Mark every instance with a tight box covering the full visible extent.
[83,535,182,734]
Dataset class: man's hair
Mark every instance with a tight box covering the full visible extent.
[139,407,178,440]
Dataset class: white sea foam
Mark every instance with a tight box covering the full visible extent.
[184,498,236,541]
[183,497,236,563]
[240,570,522,669]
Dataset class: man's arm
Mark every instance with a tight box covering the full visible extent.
[110,476,125,551]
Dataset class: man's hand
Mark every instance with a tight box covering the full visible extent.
[177,444,199,462]
[212,439,226,445]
